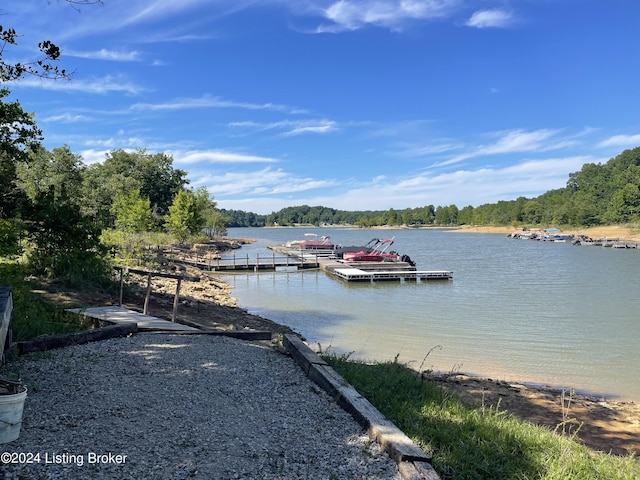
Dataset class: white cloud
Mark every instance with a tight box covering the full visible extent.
[130,95,306,114]
[230,119,338,136]
[283,122,338,136]
[10,75,144,95]
[79,149,110,165]
[41,113,91,123]
[466,9,514,29]
[442,129,573,165]
[173,150,280,165]
[392,142,462,158]
[318,0,457,32]
[598,134,640,148]
[192,167,335,198]
[66,48,142,62]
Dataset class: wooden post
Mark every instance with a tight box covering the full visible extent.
[143,273,152,315]
[118,268,124,306]
[172,278,182,322]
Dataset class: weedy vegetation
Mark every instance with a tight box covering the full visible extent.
[0,261,97,343]
[322,353,639,480]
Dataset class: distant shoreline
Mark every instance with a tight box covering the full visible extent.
[453,224,640,242]
[262,223,640,242]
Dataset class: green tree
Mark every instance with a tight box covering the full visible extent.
[192,186,229,237]
[0,89,42,218]
[82,149,188,228]
[16,145,85,204]
[457,205,475,225]
[111,188,153,233]
[0,218,23,257]
[25,187,109,285]
[165,190,198,243]
[610,183,640,222]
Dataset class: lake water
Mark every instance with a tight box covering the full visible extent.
[219,227,640,401]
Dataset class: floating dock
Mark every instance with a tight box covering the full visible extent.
[319,258,452,283]
[332,267,453,282]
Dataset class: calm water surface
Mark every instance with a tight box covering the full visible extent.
[220,228,640,401]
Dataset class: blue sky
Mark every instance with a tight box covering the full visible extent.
[5,1,640,214]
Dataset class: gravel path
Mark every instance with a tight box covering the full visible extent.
[1,334,401,479]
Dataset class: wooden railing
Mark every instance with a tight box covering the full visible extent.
[114,267,200,322]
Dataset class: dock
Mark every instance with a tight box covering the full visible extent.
[319,258,452,283]
[68,306,201,332]
[332,267,453,282]
[204,244,453,283]
[172,253,320,271]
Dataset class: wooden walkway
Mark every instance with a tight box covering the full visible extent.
[68,306,201,332]
[172,253,320,271]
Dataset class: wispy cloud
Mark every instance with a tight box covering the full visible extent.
[130,95,307,114]
[598,133,640,148]
[441,129,575,166]
[392,142,462,158]
[66,48,142,62]
[229,119,338,136]
[10,75,144,95]
[466,9,515,29]
[193,167,336,197]
[41,113,92,123]
[173,150,280,165]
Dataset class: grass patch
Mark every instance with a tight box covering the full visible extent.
[0,261,96,343]
[323,354,639,480]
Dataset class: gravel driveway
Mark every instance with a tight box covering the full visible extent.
[1,333,401,479]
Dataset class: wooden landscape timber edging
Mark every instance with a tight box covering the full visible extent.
[114,267,200,322]
[283,334,441,480]
[16,322,138,356]
[141,329,273,341]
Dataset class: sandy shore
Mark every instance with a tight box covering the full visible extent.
[454,224,640,242]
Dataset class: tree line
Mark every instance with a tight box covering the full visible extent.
[225,147,640,228]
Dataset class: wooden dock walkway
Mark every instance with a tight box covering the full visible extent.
[173,253,320,271]
[68,306,201,332]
